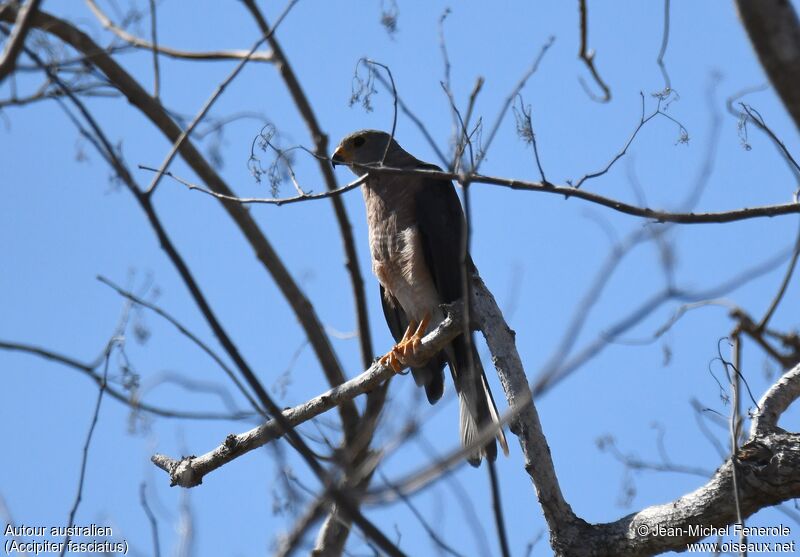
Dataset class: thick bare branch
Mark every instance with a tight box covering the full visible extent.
[0,0,41,83]
[150,303,464,487]
[751,362,800,436]
[469,275,579,542]
[736,0,800,130]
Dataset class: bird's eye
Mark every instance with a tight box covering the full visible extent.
[353,136,366,148]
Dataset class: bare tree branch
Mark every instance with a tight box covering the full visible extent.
[151,162,800,224]
[146,0,160,100]
[578,0,611,102]
[59,343,112,557]
[275,498,326,557]
[0,338,252,420]
[140,482,162,557]
[656,0,673,92]
[97,275,262,413]
[736,0,800,130]
[751,362,800,436]
[0,0,41,83]
[151,303,465,487]
[84,0,275,63]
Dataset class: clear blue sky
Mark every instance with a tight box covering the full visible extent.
[2,1,799,555]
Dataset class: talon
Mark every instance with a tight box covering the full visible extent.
[390,354,404,373]
[379,351,404,373]
[380,314,433,373]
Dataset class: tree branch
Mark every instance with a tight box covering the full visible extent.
[84,0,275,63]
[150,303,465,487]
[0,338,253,421]
[578,0,611,102]
[751,362,800,436]
[154,162,800,224]
[735,0,800,130]
[0,0,41,83]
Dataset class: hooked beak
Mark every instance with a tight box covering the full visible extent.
[331,145,350,168]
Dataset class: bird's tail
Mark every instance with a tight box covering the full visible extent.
[450,336,510,467]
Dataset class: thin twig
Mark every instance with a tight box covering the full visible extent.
[758,215,800,330]
[147,0,160,100]
[97,275,263,414]
[739,104,800,176]
[139,164,367,204]
[656,0,672,92]
[374,71,449,167]
[85,0,275,63]
[573,92,687,189]
[360,58,397,165]
[0,339,255,420]
[140,483,161,557]
[59,344,112,557]
[729,333,746,556]
[144,0,299,196]
[578,0,611,102]
[476,36,555,171]
[599,435,713,478]
[487,460,511,557]
[379,472,466,557]
[242,0,375,386]
[513,94,548,183]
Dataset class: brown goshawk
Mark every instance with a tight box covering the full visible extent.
[332,130,508,465]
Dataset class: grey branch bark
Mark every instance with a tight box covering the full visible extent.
[736,0,800,131]
[467,278,800,556]
[150,266,800,556]
[751,362,800,437]
[151,305,465,488]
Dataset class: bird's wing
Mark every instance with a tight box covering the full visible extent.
[412,162,467,304]
[413,162,508,464]
[380,284,444,403]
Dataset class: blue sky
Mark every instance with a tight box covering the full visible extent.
[2,1,800,555]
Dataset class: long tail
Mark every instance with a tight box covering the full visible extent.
[449,335,509,466]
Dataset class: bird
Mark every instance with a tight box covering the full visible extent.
[331,129,509,466]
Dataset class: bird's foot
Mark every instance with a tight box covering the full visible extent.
[379,350,406,373]
[378,315,431,373]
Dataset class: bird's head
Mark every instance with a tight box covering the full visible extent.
[331,130,404,175]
